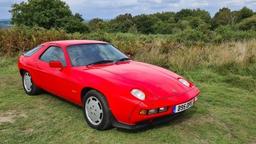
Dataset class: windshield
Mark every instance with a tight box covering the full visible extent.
[67,44,129,66]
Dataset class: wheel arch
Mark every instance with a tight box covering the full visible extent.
[19,69,27,76]
[81,87,94,103]
[80,87,110,108]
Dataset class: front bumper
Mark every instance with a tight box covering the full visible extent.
[113,86,200,127]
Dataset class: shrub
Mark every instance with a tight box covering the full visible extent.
[238,15,256,31]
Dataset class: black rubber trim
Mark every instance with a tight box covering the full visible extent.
[112,113,182,131]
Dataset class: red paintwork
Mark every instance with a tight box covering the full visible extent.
[18,40,200,126]
[49,61,63,69]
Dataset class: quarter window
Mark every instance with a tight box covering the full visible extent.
[40,46,66,66]
[24,45,42,56]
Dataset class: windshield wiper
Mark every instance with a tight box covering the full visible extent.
[115,57,130,63]
[87,58,130,66]
[87,60,114,66]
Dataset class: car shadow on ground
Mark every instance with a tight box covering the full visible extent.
[41,91,197,133]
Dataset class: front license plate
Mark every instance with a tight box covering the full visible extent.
[173,99,194,113]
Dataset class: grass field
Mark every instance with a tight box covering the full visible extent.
[0,57,255,144]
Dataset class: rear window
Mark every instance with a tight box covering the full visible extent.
[23,45,42,57]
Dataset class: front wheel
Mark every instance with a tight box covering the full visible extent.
[83,90,112,130]
[22,71,41,95]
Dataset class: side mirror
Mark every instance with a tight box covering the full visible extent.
[49,61,63,69]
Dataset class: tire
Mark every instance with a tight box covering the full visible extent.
[83,90,112,130]
[22,71,41,95]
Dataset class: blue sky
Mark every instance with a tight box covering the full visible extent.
[1,0,256,20]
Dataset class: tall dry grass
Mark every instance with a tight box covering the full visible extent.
[0,27,69,56]
[134,40,256,71]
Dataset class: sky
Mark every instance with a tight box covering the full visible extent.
[1,0,256,20]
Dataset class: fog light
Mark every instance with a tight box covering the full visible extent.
[140,110,147,115]
[148,109,158,115]
[159,107,168,112]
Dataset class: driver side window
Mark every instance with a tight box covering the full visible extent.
[40,46,66,66]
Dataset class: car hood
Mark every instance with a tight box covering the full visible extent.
[77,61,191,100]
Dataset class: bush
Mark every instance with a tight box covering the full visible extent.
[175,29,210,43]
[213,25,256,42]
[238,16,256,31]
[0,26,69,56]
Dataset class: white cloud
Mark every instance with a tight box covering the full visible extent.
[0,0,256,19]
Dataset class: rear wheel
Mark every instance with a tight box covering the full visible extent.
[83,90,112,130]
[22,71,41,95]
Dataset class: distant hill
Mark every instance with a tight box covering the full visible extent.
[0,19,11,28]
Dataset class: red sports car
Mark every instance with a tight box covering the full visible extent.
[18,40,200,130]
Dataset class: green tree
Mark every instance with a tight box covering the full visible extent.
[189,17,210,32]
[108,13,134,33]
[134,14,158,34]
[175,9,211,24]
[74,13,84,22]
[177,20,190,30]
[60,17,89,33]
[175,9,193,22]
[88,18,106,32]
[11,0,89,33]
[153,21,175,34]
[152,12,175,22]
[212,8,233,28]
[238,15,256,30]
[236,7,254,22]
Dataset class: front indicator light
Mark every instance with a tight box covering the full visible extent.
[194,96,198,102]
[139,107,169,115]
[159,107,168,112]
[148,109,158,115]
[140,110,147,115]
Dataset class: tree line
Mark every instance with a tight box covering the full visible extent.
[11,0,256,34]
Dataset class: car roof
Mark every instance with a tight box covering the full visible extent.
[42,40,108,47]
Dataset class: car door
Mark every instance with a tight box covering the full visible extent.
[36,46,73,99]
